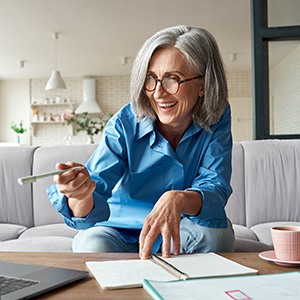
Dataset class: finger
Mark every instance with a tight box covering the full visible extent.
[139,224,150,259]
[58,172,92,198]
[172,232,181,256]
[67,176,95,199]
[140,229,158,259]
[54,164,84,184]
[161,230,171,258]
[55,162,75,171]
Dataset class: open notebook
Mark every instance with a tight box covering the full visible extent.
[86,252,257,290]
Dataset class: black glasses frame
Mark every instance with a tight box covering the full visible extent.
[145,75,203,95]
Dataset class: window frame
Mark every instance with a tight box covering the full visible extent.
[251,0,300,139]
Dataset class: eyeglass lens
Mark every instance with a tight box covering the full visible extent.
[145,76,179,94]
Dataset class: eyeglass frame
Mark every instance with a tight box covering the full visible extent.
[144,74,203,95]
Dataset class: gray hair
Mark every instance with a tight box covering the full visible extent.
[130,25,228,130]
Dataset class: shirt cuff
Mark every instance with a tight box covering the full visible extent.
[46,184,110,229]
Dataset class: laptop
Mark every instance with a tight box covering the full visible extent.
[0,260,89,300]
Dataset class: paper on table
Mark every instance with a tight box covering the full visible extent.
[143,272,300,300]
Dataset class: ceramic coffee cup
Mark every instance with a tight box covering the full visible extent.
[271,226,300,261]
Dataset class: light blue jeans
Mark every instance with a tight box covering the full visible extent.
[72,218,235,253]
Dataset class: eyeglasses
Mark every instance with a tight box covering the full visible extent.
[144,74,203,95]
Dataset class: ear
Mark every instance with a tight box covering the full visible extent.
[198,80,205,97]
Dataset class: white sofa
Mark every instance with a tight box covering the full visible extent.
[226,140,300,251]
[0,140,299,252]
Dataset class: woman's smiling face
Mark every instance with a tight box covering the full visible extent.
[145,47,204,132]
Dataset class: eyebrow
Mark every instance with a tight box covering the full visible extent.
[147,71,185,77]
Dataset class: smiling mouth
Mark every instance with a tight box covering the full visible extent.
[158,102,177,108]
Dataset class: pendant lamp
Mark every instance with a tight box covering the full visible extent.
[45,32,67,91]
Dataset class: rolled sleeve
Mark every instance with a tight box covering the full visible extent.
[185,105,233,228]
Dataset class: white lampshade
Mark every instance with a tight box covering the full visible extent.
[45,70,67,91]
[45,33,67,91]
[75,78,102,114]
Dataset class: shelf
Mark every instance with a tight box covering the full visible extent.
[30,102,74,136]
[31,121,65,124]
[31,102,72,107]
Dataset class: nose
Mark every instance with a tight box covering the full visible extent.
[153,81,166,98]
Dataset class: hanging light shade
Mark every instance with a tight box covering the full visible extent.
[45,32,67,91]
[75,78,102,114]
[45,70,66,90]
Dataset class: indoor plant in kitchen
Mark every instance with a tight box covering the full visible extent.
[64,110,110,144]
[10,120,27,144]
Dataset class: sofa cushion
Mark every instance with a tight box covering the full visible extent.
[242,140,300,228]
[0,146,38,227]
[234,238,273,252]
[251,221,300,246]
[32,144,98,226]
[233,224,258,241]
[18,223,78,239]
[0,223,27,241]
[0,236,73,252]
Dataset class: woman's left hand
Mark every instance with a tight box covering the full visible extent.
[139,190,202,259]
[139,190,182,259]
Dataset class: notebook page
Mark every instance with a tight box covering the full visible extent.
[162,253,257,278]
[86,259,175,290]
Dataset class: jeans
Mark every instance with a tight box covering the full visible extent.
[72,217,235,253]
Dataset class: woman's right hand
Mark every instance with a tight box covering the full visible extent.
[54,162,96,217]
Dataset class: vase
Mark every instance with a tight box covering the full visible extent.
[16,135,21,144]
[87,135,94,144]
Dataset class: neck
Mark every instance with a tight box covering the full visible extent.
[156,121,190,150]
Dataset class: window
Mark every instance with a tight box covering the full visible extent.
[251,0,300,139]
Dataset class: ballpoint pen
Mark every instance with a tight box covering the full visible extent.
[17,166,84,185]
[149,254,189,280]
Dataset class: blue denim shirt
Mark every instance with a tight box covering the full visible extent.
[47,102,232,247]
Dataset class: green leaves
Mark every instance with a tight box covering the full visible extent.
[64,110,111,137]
[10,120,27,134]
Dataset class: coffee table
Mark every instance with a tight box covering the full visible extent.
[0,252,299,299]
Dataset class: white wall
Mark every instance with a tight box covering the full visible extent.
[0,79,30,144]
[229,97,252,141]
[227,72,253,142]
[270,44,300,134]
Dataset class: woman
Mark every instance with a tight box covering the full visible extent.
[47,25,235,259]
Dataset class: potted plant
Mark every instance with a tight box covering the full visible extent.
[64,110,111,144]
[10,120,27,144]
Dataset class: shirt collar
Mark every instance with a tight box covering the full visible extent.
[136,117,155,140]
[136,118,203,143]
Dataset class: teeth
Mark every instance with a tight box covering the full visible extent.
[159,102,176,107]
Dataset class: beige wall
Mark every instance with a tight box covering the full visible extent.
[0,79,31,145]
[0,72,252,146]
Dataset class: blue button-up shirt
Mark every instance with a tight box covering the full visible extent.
[47,102,232,248]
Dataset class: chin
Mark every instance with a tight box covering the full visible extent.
[157,116,175,126]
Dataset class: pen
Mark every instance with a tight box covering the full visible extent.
[149,254,189,280]
[17,166,85,185]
